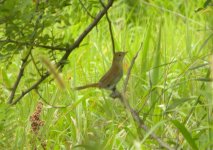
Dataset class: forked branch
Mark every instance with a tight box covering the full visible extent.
[10,0,114,105]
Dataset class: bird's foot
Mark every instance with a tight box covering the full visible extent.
[110,90,120,98]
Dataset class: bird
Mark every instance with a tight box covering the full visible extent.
[74,51,127,91]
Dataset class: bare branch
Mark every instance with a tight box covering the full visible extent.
[99,0,115,54]
[35,89,69,108]
[11,73,49,105]
[30,52,42,77]
[57,0,114,70]
[7,49,32,104]
[123,42,143,92]
[79,0,95,19]
[0,39,67,51]
[106,12,115,55]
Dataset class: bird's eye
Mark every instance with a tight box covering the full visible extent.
[119,54,121,56]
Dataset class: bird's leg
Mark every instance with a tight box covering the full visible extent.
[110,86,120,98]
[112,86,116,92]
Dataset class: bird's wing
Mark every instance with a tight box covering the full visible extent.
[99,65,122,89]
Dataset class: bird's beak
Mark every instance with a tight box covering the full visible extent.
[124,51,128,55]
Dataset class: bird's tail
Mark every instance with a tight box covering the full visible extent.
[74,83,99,90]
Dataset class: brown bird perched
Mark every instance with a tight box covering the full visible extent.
[75,51,127,91]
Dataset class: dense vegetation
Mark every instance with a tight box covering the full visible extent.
[0,0,212,149]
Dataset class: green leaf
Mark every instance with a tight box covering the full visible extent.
[171,120,198,150]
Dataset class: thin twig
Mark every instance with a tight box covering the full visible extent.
[79,0,95,19]
[12,73,49,105]
[11,0,114,105]
[123,43,143,92]
[35,89,69,108]
[7,49,32,104]
[99,0,115,54]
[57,0,114,70]
[106,13,115,55]
[30,52,42,77]
[0,39,67,51]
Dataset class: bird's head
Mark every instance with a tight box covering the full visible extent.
[113,51,127,63]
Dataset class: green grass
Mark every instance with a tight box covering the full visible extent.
[0,0,212,149]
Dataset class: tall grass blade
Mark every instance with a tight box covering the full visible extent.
[171,120,198,150]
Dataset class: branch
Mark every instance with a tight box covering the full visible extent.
[57,0,114,70]
[99,0,115,54]
[35,89,70,108]
[123,42,143,92]
[7,49,32,104]
[11,73,49,105]
[10,0,114,105]
[0,39,67,51]
[8,14,43,104]
[111,50,174,150]
[30,52,42,77]
[79,0,95,19]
